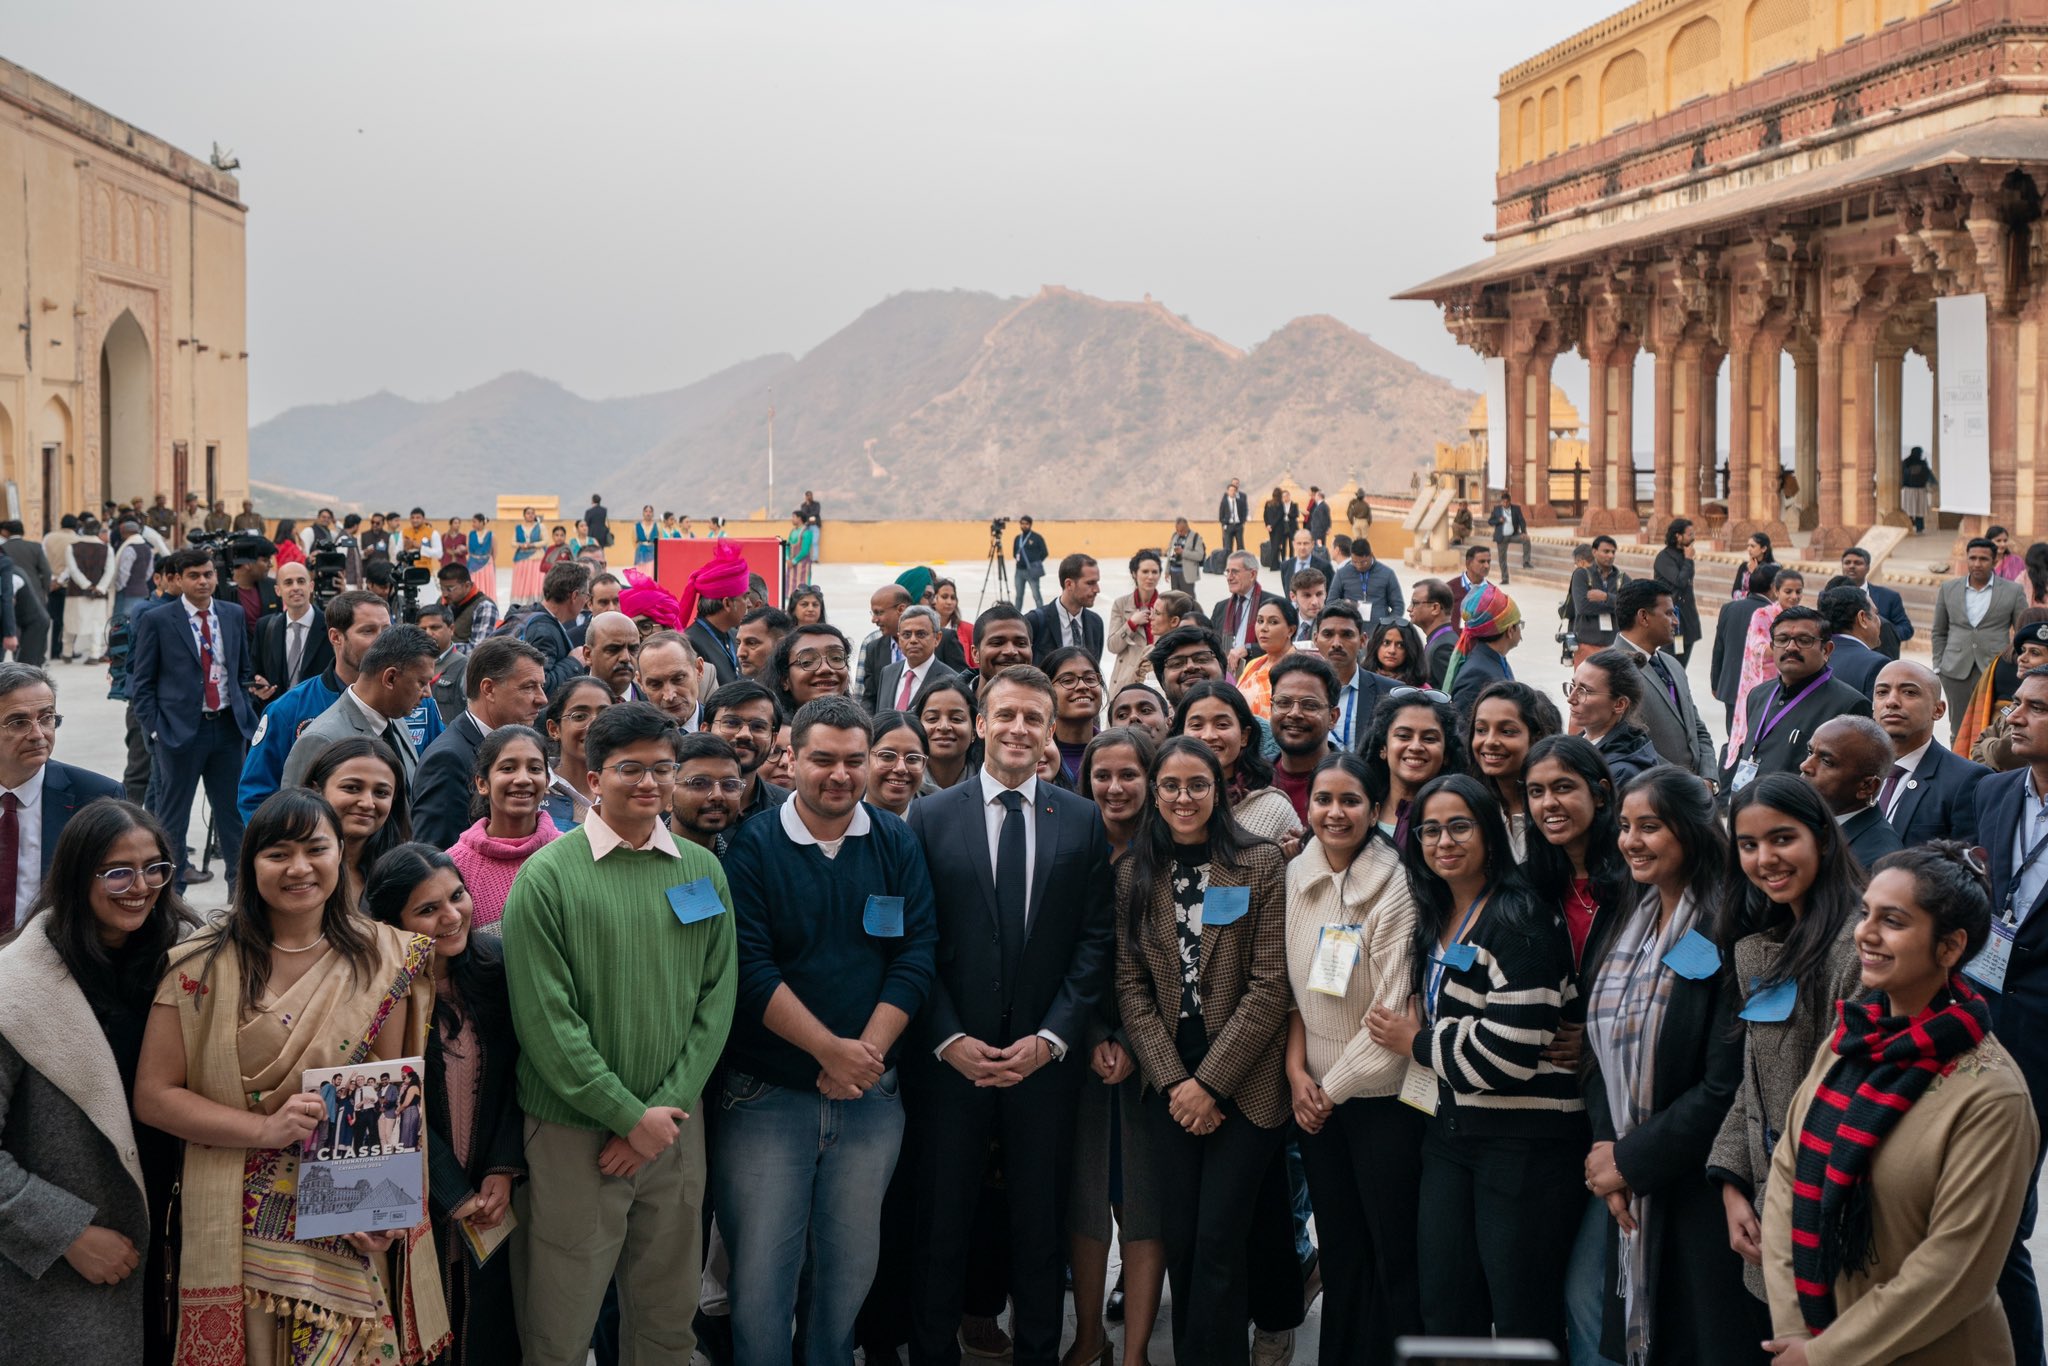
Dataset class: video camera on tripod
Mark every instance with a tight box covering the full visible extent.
[188,529,275,590]
[388,549,434,624]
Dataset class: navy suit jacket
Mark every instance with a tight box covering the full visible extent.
[520,609,582,692]
[38,761,123,875]
[1828,636,1886,699]
[412,712,487,850]
[129,597,258,748]
[1972,766,2048,1129]
[1888,741,1989,849]
[1025,605,1105,665]
[904,776,1114,1055]
[1448,640,1513,720]
[1867,582,1913,643]
[1840,804,1904,872]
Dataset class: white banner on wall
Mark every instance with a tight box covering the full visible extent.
[1936,293,1991,516]
[1485,356,1508,494]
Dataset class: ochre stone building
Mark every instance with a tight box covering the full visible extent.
[1403,0,2048,553]
[0,57,247,531]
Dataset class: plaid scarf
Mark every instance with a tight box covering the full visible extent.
[1789,976,1991,1334]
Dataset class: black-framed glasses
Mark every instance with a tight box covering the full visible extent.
[96,861,175,895]
[1389,687,1451,705]
[791,650,850,671]
[1416,819,1478,845]
[1772,633,1824,649]
[1156,778,1216,801]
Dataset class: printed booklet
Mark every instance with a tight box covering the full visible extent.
[297,1058,427,1240]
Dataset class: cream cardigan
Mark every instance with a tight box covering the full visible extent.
[1283,833,1418,1103]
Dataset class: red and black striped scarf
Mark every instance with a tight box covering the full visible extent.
[1789,976,1992,1333]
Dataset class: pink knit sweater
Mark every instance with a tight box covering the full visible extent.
[449,812,560,931]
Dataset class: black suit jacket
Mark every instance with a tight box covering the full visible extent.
[585,504,610,548]
[412,712,487,849]
[1425,627,1456,690]
[685,619,741,688]
[1208,590,1282,653]
[37,761,124,874]
[1710,595,1767,705]
[1724,674,1872,787]
[1024,604,1105,664]
[128,598,259,748]
[859,632,897,714]
[1840,804,1904,872]
[1448,640,1513,720]
[1,539,51,610]
[1972,766,2048,1132]
[1278,554,1333,597]
[1888,742,1989,849]
[519,610,583,692]
[1828,636,1886,699]
[905,777,1115,1054]
[252,609,335,706]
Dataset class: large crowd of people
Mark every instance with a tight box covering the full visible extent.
[4,488,2048,1366]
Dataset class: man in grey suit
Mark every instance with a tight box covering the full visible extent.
[1611,578,1718,780]
[0,521,54,667]
[278,625,439,791]
[1930,536,2027,742]
[876,605,953,714]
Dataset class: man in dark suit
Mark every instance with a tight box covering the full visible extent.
[1409,578,1459,690]
[858,584,912,715]
[878,606,954,715]
[1445,584,1524,721]
[584,494,610,552]
[1970,665,2048,1362]
[1011,517,1050,610]
[1277,530,1332,598]
[1816,583,1887,698]
[250,561,333,711]
[684,594,744,689]
[1217,478,1249,554]
[1304,487,1332,548]
[1711,564,1777,728]
[1841,545,1913,655]
[410,635,548,848]
[903,665,1114,1366]
[0,663,122,933]
[1612,578,1718,779]
[1208,551,1280,659]
[1875,658,1990,848]
[129,547,258,889]
[1798,716,1904,870]
[0,522,53,668]
[1652,517,1702,668]
[520,560,590,691]
[1025,553,1105,663]
[1723,605,1872,792]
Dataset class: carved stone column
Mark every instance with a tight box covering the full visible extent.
[1651,345,1677,529]
[1814,315,1847,553]
[1580,347,1610,534]
[1841,319,1881,541]
[1792,342,1819,532]
[1874,344,1909,527]
[1696,345,1725,512]
[1610,343,1638,521]
[1526,349,1558,524]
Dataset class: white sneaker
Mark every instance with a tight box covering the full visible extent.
[1251,1327,1295,1366]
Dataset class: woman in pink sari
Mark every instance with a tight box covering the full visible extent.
[1723,567,1804,766]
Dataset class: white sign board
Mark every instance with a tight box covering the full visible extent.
[1484,356,1508,494]
[1936,293,1991,516]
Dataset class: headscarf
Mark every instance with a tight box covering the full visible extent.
[674,541,752,629]
[895,565,936,604]
[619,567,683,631]
[1440,582,1521,695]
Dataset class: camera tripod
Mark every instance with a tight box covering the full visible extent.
[977,527,1011,613]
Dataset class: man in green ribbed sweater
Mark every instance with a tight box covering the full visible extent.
[503,701,737,1365]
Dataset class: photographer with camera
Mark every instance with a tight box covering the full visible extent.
[436,561,499,647]
[250,561,332,708]
[1009,515,1048,609]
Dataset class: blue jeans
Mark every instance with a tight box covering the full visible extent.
[711,1068,905,1366]
[1565,1193,1621,1366]
[1014,566,1043,609]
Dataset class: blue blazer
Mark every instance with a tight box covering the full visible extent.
[1888,742,1989,849]
[1867,582,1913,643]
[1972,766,2048,1129]
[128,598,258,749]
[1828,636,1886,699]
[38,761,123,876]
[1448,640,1512,720]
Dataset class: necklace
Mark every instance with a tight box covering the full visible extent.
[274,934,328,955]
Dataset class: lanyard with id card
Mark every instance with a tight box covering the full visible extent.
[1307,926,1363,997]
[1966,914,2018,994]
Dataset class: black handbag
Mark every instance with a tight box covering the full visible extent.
[1259,539,1279,571]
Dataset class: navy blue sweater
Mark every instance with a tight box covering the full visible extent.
[722,803,940,1089]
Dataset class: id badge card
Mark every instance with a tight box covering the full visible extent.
[1399,1060,1440,1116]
[1307,926,1363,997]
[1738,976,1797,1023]
[666,878,726,926]
[863,895,906,938]
[1965,918,2017,994]
[1731,758,1761,792]
[1598,613,1614,633]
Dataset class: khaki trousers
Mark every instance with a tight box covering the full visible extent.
[514,1115,706,1366]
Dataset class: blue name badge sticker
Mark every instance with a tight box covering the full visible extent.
[863,895,906,938]
[1738,976,1798,1023]
[1201,885,1251,928]
[1661,929,1722,981]
[666,878,727,926]
[1433,943,1479,973]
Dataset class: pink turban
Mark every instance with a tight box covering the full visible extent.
[676,541,752,628]
[619,568,683,631]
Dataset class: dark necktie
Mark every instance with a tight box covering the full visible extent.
[1228,594,1246,641]
[196,610,223,710]
[1877,763,1908,815]
[996,789,1028,984]
[287,619,305,682]
[0,793,17,934]
[1644,652,1679,706]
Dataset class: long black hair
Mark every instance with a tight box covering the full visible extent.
[1077,725,1157,805]
[365,841,511,1039]
[1461,679,1561,808]
[1724,773,1867,1006]
[1169,678,1273,794]
[1521,734,1628,915]
[21,798,198,1015]
[1366,619,1428,688]
[1120,736,1266,938]
[1360,690,1466,808]
[1617,766,1734,945]
[1400,773,1542,993]
[200,788,380,1011]
[466,723,550,824]
[301,736,413,887]
[911,670,983,777]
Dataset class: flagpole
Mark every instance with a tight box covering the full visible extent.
[767,390,776,520]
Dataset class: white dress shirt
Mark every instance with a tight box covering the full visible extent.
[182,597,229,708]
[585,809,681,859]
[3,766,45,922]
[282,606,317,682]
[2013,769,2048,926]
[1886,738,1935,818]
[1966,580,1994,628]
[893,658,937,712]
[1055,602,1087,650]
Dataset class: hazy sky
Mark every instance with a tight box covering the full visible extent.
[15,2,1629,422]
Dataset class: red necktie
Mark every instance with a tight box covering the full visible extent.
[0,793,20,934]
[197,610,223,710]
[897,666,917,710]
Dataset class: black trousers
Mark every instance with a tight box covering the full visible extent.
[1221,523,1244,554]
[1999,1135,2047,1366]
[123,703,152,804]
[1297,1097,1426,1366]
[1416,1121,1583,1350]
[46,586,65,659]
[13,599,49,666]
[904,1058,1078,1366]
[1145,1090,1288,1366]
[1245,1142,1303,1333]
[145,712,246,889]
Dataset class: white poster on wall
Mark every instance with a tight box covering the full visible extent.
[1485,356,1508,494]
[1936,293,1991,516]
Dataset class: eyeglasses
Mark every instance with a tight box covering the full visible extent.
[1269,697,1328,715]
[1772,633,1824,649]
[678,776,746,796]
[873,749,928,770]
[1389,687,1451,705]
[791,650,850,671]
[1156,778,1215,801]
[600,760,682,784]
[0,711,60,734]
[1561,682,1608,701]
[1416,819,1479,845]
[1053,672,1102,690]
[96,861,175,895]
[562,706,609,724]
[712,716,774,738]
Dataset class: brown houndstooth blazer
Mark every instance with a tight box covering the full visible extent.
[1114,839,1291,1129]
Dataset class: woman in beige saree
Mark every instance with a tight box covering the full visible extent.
[136,788,449,1366]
